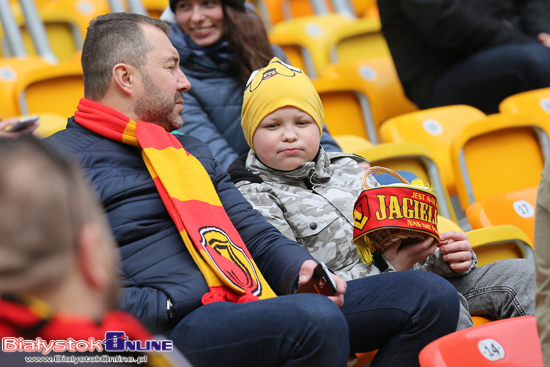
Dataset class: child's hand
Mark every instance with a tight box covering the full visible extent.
[439,231,473,273]
[384,236,437,271]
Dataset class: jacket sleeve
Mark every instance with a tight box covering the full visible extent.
[179,91,240,169]
[397,0,535,57]
[236,181,301,244]
[411,248,478,277]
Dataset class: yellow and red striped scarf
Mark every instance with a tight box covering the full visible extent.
[74,98,276,304]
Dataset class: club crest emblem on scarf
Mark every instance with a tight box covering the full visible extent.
[199,226,262,296]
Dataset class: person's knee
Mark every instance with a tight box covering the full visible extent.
[515,44,550,83]
[408,271,460,318]
[289,294,349,334]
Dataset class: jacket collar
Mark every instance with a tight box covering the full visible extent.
[246,146,346,186]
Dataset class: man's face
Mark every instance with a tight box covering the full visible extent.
[133,25,191,132]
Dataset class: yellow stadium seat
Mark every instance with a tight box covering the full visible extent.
[467,225,533,267]
[379,105,486,196]
[35,112,68,138]
[263,0,333,26]
[327,17,389,64]
[450,112,549,211]
[314,56,418,144]
[333,134,374,153]
[269,14,386,79]
[14,59,84,117]
[8,0,110,62]
[500,87,550,124]
[437,215,462,232]
[419,316,542,367]
[466,187,538,245]
[142,0,167,17]
[349,0,377,18]
[0,57,56,117]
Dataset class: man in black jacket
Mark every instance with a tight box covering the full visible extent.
[46,12,460,367]
[379,0,550,113]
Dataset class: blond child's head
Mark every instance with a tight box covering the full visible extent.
[241,57,324,171]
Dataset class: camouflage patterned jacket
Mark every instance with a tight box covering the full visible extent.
[229,148,476,281]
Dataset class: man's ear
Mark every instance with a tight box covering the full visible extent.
[112,63,136,96]
[77,222,111,291]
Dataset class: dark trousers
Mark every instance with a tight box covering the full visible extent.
[168,270,459,367]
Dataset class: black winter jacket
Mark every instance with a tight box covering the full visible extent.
[46,119,313,333]
[379,0,550,106]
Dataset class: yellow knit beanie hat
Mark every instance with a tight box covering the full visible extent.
[241,57,324,150]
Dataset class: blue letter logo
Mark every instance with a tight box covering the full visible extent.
[103,331,126,351]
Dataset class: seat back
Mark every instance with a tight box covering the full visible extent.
[15,60,84,117]
[9,0,110,62]
[466,187,538,244]
[499,87,550,124]
[0,57,56,117]
[263,0,333,26]
[269,14,363,79]
[380,105,487,196]
[32,112,68,138]
[314,56,418,143]
[419,316,542,367]
[327,17,389,64]
[450,112,549,211]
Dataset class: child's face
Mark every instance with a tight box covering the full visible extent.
[252,106,321,171]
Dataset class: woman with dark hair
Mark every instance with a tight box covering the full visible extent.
[167,0,341,169]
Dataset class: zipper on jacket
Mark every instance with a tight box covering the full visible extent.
[167,298,174,320]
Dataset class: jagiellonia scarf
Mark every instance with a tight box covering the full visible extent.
[74,98,276,304]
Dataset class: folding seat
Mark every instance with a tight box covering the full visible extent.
[269,13,361,78]
[327,17,388,64]
[467,225,534,267]
[466,187,538,244]
[20,0,110,62]
[450,112,550,212]
[314,55,418,144]
[499,87,550,124]
[263,0,333,27]
[0,57,55,118]
[0,0,57,117]
[268,14,387,79]
[14,60,84,118]
[141,0,169,18]
[32,112,68,138]
[379,105,486,196]
[419,316,543,367]
[333,134,374,153]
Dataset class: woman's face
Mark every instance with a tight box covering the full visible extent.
[175,0,225,47]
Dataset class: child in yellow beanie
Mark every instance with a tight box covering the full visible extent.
[227,57,535,331]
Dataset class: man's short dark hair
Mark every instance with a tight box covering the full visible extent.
[81,12,170,100]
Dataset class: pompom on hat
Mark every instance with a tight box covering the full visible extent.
[170,0,246,12]
[352,166,440,265]
[241,57,324,151]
